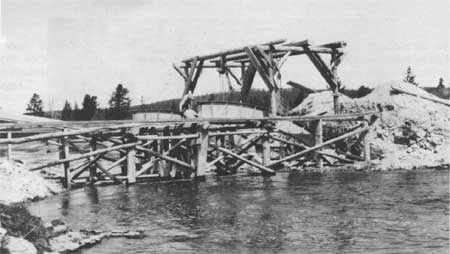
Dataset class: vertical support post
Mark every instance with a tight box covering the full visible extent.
[7,132,12,160]
[363,121,371,162]
[88,136,97,183]
[270,90,278,116]
[127,149,136,184]
[314,120,323,169]
[262,135,271,166]
[333,92,340,114]
[120,150,127,176]
[60,133,71,189]
[195,123,209,178]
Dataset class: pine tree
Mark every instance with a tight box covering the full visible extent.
[437,77,445,88]
[108,84,131,120]
[81,94,98,120]
[61,100,73,120]
[403,66,418,86]
[26,93,44,116]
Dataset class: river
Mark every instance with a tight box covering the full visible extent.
[28,169,449,254]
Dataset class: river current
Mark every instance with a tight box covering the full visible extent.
[28,170,449,253]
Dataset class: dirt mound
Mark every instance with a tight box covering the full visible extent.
[0,160,62,204]
[290,81,450,170]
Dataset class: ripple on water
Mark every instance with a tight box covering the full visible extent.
[27,170,449,254]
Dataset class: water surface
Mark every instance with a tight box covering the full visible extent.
[28,170,449,253]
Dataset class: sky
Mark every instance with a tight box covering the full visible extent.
[0,0,448,114]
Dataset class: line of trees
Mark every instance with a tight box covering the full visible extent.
[26,84,132,120]
[24,68,447,119]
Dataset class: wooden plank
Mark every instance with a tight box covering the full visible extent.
[211,144,275,175]
[268,125,370,167]
[28,142,138,171]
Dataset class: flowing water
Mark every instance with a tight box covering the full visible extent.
[28,170,449,254]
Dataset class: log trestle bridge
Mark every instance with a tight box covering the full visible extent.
[1,38,378,188]
[0,113,378,189]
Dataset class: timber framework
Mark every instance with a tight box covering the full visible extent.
[0,113,378,189]
[174,38,346,115]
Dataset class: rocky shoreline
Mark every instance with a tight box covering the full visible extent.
[0,204,144,254]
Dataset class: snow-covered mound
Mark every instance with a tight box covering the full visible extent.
[290,81,450,170]
[0,160,61,204]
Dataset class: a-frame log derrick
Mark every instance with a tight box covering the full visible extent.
[175,38,346,116]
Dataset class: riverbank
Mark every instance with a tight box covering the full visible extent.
[290,81,450,170]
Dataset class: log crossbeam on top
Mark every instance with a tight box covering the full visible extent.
[175,38,347,115]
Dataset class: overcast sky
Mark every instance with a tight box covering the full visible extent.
[0,0,448,113]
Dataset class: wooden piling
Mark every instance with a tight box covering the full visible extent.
[363,121,371,162]
[89,137,97,183]
[127,149,136,184]
[59,134,71,189]
[6,132,12,160]
[314,120,323,168]
[262,135,271,166]
[195,123,209,177]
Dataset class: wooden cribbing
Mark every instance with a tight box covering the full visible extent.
[136,145,194,170]
[211,144,275,175]
[95,162,123,184]
[28,143,138,171]
[71,154,103,181]
[268,125,370,167]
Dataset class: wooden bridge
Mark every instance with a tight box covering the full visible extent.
[0,113,378,189]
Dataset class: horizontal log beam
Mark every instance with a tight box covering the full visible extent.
[136,134,199,140]
[182,39,286,62]
[27,143,138,171]
[0,113,379,131]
